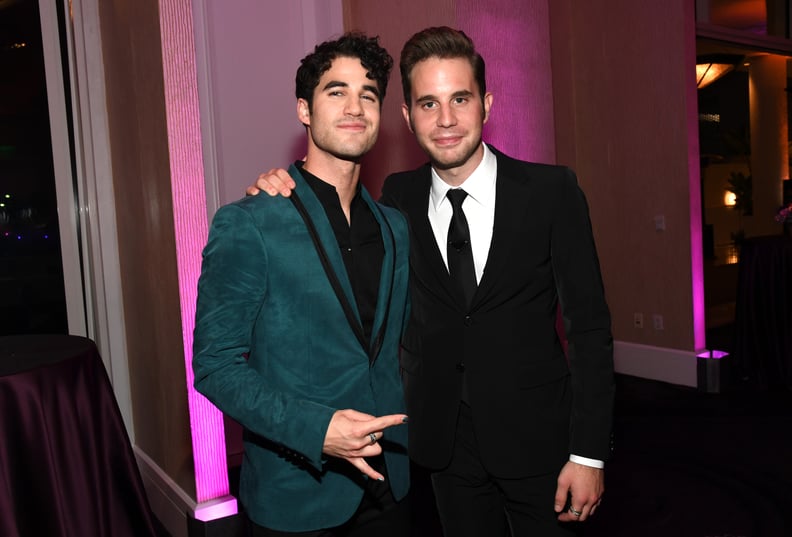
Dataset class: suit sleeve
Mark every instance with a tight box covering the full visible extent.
[550,168,615,461]
[192,204,335,470]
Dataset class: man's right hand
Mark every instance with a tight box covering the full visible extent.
[323,409,408,481]
[246,168,296,197]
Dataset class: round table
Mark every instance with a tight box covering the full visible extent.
[0,334,157,536]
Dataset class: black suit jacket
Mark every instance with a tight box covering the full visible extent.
[380,146,614,478]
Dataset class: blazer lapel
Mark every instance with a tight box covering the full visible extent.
[362,189,395,362]
[475,150,526,303]
[400,166,461,306]
[287,165,367,349]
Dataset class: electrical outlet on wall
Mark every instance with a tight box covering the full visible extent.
[633,313,644,329]
[653,314,664,330]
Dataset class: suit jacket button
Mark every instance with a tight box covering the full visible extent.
[464,315,473,326]
[456,362,465,372]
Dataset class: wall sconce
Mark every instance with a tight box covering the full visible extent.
[724,191,737,206]
[696,54,743,89]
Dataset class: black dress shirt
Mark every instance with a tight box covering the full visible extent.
[299,163,383,346]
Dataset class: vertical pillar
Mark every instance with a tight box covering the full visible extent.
[158,0,237,522]
[748,55,788,237]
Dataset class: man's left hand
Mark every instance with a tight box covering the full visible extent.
[554,461,604,522]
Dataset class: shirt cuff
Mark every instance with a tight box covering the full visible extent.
[569,454,604,469]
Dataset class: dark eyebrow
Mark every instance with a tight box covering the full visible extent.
[415,94,438,104]
[451,90,474,99]
[322,81,380,99]
[322,80,348,91]
[415,90,474,104]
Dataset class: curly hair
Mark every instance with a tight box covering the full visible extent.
[295,32,393,110]
[400,26,486,107]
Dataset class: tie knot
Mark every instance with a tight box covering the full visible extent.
[446,189,468,209]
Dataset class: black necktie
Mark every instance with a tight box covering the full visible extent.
[446,189,477,307]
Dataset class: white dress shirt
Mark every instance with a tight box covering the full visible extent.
[428,143,497,282]
[426,143,604,470]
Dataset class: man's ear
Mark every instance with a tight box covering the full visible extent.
[401,103,414,133]
[297,99,310,127]
[482,92,493,125]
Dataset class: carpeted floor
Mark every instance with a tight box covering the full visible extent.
[583,373,792,537]
[157,323,792,536]
[410,370,792,537]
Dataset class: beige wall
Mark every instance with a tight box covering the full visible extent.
[551,0,699,350]
[99,0,195,497]
[346,0,702,352]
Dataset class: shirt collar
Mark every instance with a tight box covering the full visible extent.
[297,160,363,204]
[430,143,497,210]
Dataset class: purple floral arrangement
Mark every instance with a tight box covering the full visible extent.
[776,203,792,222]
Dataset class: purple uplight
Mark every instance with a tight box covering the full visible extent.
[159,0,234,517]
[697,350,729,360]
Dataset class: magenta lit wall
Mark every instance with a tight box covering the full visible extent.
[457,0,556,164]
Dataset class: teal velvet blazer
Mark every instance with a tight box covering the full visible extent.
[193,165,410,532]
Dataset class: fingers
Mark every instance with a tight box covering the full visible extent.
[555,492,603,522]
[348,413,407,451]
[557,504,586,522]
[553,481,569,514]
[554,461,604,522]
[323,410,407,459]
[556,498,602,522]
[321,410,409,483]
[345,456,384,482]
[362,413,409,435]
[255,168,295,197]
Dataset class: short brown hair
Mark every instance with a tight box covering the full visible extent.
[399,26,486,106]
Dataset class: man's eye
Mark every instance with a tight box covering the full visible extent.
[362,95,377,102]
[422,102,437,110]
[329,90,344,96]
[454,97,468,104]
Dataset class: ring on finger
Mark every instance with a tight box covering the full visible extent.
[568,506,582,517]
[368,432,377,445]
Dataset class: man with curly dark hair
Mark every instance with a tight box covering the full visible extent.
[193,33,411,536]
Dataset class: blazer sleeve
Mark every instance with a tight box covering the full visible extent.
[192,203,335,470]
[550,168,615,461]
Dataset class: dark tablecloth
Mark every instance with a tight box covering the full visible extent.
[0,334,157,536]
[733,236,792,390]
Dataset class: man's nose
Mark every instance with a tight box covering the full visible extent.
[345,97,364,116]
[437,104,456,127]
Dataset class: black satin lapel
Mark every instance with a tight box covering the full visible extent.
[363,191,394,364]
[289,192,369,356]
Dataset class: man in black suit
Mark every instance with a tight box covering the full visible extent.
[252,26,614,537]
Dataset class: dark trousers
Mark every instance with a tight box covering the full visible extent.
[248,457,409,537]
[431,403,579,537]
